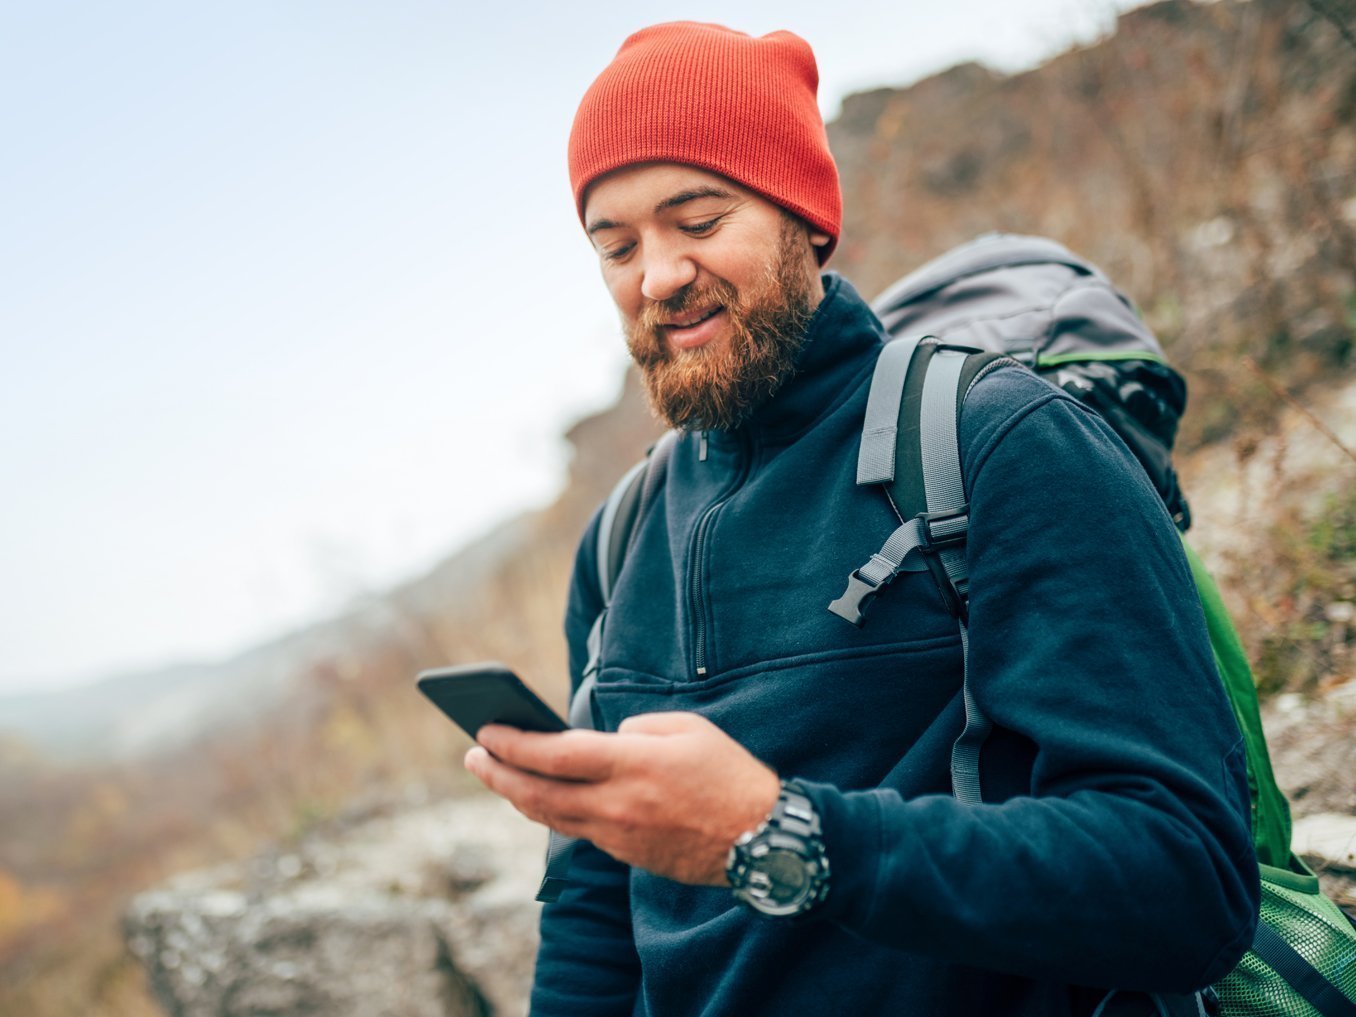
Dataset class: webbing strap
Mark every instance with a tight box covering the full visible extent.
[915,349,990,804]
[835,341,991,798]
[829,341,968,627]
[596,457,649,602]
[540,432,677,904]
[919,350,967,516]
[857,518,930,585]
[634,431,677,553]
[582,432,677,688]
[827,511,970,625]
[827,517,931,626]
[858,336,926,485]
[950,623,988,805]
[570,673,598,729]
[537,833,576,904]
[920,350,974,616]
[1252,919,1356,1016]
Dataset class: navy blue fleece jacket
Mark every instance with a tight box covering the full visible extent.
[531,275,1258,1016]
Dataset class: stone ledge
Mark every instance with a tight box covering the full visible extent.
[125,793,546,1017]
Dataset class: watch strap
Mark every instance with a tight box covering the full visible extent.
[771,781,821,840]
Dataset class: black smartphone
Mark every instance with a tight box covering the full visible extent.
[416,662,568,739]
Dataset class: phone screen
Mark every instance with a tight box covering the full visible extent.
[417,662,568,739]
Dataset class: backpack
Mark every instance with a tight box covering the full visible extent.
[830,333,1356,1016]
[542,235,1356,1016]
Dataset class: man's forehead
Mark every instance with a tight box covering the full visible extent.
[583,163,751,229]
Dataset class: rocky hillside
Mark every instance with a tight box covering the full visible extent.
[830,0,1355,453]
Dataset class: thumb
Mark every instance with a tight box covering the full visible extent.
[617,711,711,736]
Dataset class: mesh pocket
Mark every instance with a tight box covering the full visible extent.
[1214,862,1356,1017]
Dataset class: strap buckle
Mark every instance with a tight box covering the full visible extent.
[917,505,969,552]
[827,508,969,628]
[917,506,970,622]
[827,571,884,628]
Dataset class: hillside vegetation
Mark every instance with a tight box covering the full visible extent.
[2,2,1353,1013]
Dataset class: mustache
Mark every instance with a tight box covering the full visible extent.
[635,279,738,335]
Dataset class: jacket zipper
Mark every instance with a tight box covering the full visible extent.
[688,431,751,677]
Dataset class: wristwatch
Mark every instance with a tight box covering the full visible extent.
[726,780,830,917]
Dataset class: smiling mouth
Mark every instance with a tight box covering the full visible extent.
[665,306,723,329]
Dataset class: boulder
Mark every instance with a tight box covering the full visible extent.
[1292,813,1356,876]
[126,793,545,1017]
[1263,682,1356,914]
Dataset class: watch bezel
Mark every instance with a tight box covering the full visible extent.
[726,784,830,918]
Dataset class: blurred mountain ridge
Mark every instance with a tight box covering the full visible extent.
[0,510,541,762]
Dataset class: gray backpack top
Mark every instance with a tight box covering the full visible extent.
[873,232,1190,530]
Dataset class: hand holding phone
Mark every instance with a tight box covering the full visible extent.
[416,662,568,739]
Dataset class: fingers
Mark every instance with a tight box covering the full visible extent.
[476,725,616,782]
[464,745,597,828]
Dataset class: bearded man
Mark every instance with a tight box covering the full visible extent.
[465,22,1258,1017]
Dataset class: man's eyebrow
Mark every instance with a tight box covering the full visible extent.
[654,186,735,213]
[586,186,737,237]
[586,218,622,237]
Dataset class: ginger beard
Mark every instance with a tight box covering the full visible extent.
[624,218,819,432]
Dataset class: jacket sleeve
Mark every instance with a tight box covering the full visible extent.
[798,374,1259,993]
[529,508,641,1015]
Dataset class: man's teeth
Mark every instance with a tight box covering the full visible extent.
[672,307,720,328]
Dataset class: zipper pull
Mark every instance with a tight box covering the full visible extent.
[699,430,709,462]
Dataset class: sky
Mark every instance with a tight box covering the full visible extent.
[0,0,1150,695]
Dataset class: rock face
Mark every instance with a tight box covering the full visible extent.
[1263,681,1356,914]
[125,794,546,1017]
[128,892,485,1017]
[1265,684,1356,822]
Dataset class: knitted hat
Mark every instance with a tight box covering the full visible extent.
[569,22,842,263]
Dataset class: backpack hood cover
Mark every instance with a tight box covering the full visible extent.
[873,232,1167,362]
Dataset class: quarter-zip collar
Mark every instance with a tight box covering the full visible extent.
[702,273,887,452]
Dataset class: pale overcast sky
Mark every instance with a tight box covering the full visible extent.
[0,0,1148,694]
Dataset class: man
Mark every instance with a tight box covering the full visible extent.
[465,22,1258,1016]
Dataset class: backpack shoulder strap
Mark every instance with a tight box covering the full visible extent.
[578,429,678,719]
[911,346,993,805]
[830,339,1008,626]
[539,430,677,904]
[831,338,1016,803]
[595,458,650,602]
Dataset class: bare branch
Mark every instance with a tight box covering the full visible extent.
[1241,356,1356,465]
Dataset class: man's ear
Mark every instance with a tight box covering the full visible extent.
[809,231,831,249]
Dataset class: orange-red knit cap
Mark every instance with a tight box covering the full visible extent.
[569,22,842,263]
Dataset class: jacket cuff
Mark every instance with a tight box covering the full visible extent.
[793,778,890,931]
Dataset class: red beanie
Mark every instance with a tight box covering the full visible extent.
[569,22,842,263]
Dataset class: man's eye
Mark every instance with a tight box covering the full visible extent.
[602,243,634,262]
[682,216,722,235]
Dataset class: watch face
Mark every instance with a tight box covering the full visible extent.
[756,848,810,906]
[728,786,829,918]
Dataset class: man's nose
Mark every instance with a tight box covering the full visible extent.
[640,245,698,303]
